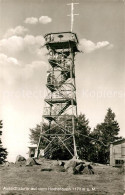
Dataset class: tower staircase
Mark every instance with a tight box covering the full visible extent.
[36,32,79,158]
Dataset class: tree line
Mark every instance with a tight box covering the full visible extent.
[0,108,121,164]
[0,120,8,164]
[29,108,121,164]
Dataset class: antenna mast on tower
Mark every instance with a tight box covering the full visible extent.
[67,2,79,32]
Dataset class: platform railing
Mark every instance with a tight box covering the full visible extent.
[44,32,78,43]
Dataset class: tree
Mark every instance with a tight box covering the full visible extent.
[29,109,121,163]
[29,121,73,160]
[29,124,49,147]
[75,113,91,160]
[0,120,8,164]
[90,108,121,164]
[29,114,91,160]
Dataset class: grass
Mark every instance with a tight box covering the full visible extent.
[0,159,125,195]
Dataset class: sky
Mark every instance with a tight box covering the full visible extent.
[0,0,125,162]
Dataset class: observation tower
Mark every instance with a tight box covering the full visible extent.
[36,3,80,159]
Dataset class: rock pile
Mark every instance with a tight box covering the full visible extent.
[14,155,94,174]
[64,158,94,174]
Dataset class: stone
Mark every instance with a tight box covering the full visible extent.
[58,161,65,166]
[26,158,36,166]
[73,163,85,174]
[52,161,59,166]
[64,159,77,170]
[15,155,26,163]
[5,162,10,166]
[75,163,84,172]
[64,158,93,174]
[67,167,74,174]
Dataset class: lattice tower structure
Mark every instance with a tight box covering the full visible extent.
[37,32,79,159]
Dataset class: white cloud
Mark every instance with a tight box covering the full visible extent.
[4,26,28,38]
[0,35,46,62]
[24,35,44,45]
[79,39,113,53]
[107,44,114,50]
[0,36,24,53]
[24,16,52,25]
[39,16,52,24]
[29,60,47,68]
[96,41,109,49]
[0,53,20,84]
[0,53,19,65]
[0,52,47,84]
[7,57,19,65]
[23,60,47,79]
[24,17,38,24]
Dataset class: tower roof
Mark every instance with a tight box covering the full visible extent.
[44,31,79,52]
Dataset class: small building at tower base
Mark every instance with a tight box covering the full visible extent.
[110,138,125,167]
[28,145,37,158]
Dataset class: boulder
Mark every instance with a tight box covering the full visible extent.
[67,167,74,174]
[26,157,37,166]
[87,164,94,174]
[64,158,93,174]
[52,161,59,166]
[2,161,10,167]
[74,163,85,174]
[64,158,84,170]
[58,161,65,166]
[15,155,26,163]
[64,159,77,170]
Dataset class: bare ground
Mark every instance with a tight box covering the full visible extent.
[0,159,124,195]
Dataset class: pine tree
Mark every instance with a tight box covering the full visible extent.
[0,120,8,164]
[90,108,121,164]
[75,113,91,160]
[103,108,120,141]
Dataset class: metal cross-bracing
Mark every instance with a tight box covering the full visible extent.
[36,32,79,159]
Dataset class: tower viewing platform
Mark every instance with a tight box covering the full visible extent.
[44,32,79,52]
